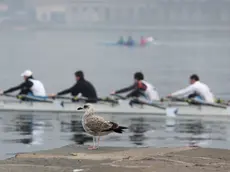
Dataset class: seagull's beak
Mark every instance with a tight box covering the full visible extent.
[77,107,83,110]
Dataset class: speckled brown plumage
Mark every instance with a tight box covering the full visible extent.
[78,103,127,149]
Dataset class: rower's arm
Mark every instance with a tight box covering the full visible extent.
[171,85,195,97]
[57,87,73,96]
[3,81,33,94]
[126,89,140,98]
[3,85,22,94]
[115,84,136,94]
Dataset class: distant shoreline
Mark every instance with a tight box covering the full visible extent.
[1,24,230,32]
[30,25,230,32]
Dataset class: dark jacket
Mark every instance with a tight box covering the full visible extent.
[57,78,98,102]
[3,76,34,95]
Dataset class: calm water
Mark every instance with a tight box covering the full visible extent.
[0,112,230,160]
[0,30,229,98]
[0,30,229,159]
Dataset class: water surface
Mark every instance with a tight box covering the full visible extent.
[0,29,229,159]
[0,112,230,160]
[0,30,229,98]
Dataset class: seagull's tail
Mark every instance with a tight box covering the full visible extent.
[113,126,128,134]
[103,122,128,133]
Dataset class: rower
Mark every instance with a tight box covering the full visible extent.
[1,70,46,100]
[50,70,98,103]
[126,36,135,46]
[140,36,147,46]
[111,72,160,102]
[117,36,124,45]
[168,74,215,103]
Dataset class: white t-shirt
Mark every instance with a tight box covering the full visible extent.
[171,81,215,103]
[29,79,46,97]
[140,80,160,102]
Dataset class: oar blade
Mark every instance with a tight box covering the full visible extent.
[227,107,230,113]
[53,99,64,108]
[166,107,178,117]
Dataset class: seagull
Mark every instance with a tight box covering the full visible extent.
[77,103,128,150]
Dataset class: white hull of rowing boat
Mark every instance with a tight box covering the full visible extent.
[0,100,229,116]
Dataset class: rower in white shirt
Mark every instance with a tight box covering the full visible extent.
[168,74,215,103]
[1,70,47,100]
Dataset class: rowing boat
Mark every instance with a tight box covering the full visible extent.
[99,37,155,47]
[100,42,151,47]
[0,98,229,117]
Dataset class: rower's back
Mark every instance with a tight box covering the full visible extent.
[192,81,214,103]
[140,80,160,102]
[29,79,46,97]
[73,79,97,102]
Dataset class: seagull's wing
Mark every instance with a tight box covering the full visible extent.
[85,115,112,132]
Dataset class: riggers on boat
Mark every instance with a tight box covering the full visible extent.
[0,97,229,117]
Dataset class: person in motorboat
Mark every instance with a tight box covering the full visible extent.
[140,36,147,46]
[111,72,160,102]
[0,70,47,100]
[49,70,98,103]
[117,36,125,45]
[125,36,135,46]
[168,74,215,103]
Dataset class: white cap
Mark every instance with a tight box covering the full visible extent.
[21,70,33,77]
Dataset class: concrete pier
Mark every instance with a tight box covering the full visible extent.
[0,144,230,172]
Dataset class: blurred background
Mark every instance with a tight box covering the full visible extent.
[0,0,229,160]
[0,0,229,97]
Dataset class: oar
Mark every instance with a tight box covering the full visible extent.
[2,94,19,99]
[52,96,119,105]
[111,94,178,116]
[2,94,66,108]
[97,97,119,105]
[3,94,53,103]
[129,98,178,117]
[53,96,76,100]
[170,97,227,109]
[215,98,229,106]
[23,95,54,103]
[110,94,127,100]
[191,98,227,109]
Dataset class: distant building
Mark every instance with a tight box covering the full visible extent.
[28,0,230,26]
[27,0,66,23]
[36,5,66,23]
[0,1,8,17]
[1,0,36,21]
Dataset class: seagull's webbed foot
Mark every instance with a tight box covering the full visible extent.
[88,136,98,150]
[88,146,98,150]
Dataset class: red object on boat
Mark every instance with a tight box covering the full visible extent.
[140,39,147,46]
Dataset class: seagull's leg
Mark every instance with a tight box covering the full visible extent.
[93,137,96,148]
[88,136,95,149]
[96,136,100,148]
[88,136,97,150]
